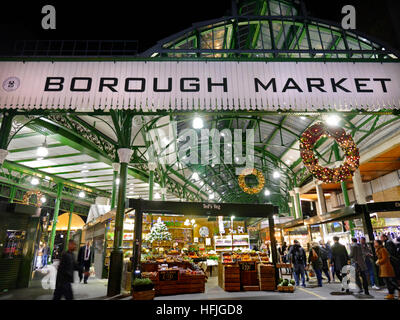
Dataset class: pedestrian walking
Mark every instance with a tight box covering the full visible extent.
[360,237,379,289]
[288,240,307,287]
[42,243,49,268]
[78,241,94,284]
[319,241,331,283]
[381,234,400,284]
[331,236,350,292]
[374,239,400,300]
[331,236,349,281]
[308,242,323,287]
[53,240,80,300]
[349,238,370,296]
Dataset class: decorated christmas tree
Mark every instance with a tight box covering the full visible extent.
[146,218,172,243]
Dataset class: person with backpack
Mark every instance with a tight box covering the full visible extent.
[319,241,331,283]
[308,242,323,287]
[288,240,307,287]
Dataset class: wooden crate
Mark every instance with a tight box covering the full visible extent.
[132,289,155,300]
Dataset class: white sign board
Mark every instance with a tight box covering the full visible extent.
[1,61,399,111]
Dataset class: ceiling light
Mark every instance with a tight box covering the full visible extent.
[192,172,200,181]
[40,196,46,203]
[192,117,203,129]
[209,193,215,200]
[220,132,225,137]
[273,171,280,179]
[191,219,196,225]
[31,177,39,185]
[300,116,306,120]
[264,189,271,196]
[231,215,235,220]
[78,191,85,198]
[154,192,161,199]
[36,138,48,157]
[325,114,341,127]
[184,219,190,226]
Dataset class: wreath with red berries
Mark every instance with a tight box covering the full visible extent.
[300,123,360,183]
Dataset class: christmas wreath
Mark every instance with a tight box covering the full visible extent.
[300,122,360,183]
[238,168,265,194]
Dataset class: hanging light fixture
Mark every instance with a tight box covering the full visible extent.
[154,192,161,199]
[273,171,280,179]
[36,138,49,157]
[192,172,200,181]
[40,196,47,203]
[78,191,85,198]
[264,189,271,196]
[192,116,203,129]
[184,219,190,226]
[191,219,196,225]
[31,177,39,185]
[209,193,215,200]
[325,114,341,127]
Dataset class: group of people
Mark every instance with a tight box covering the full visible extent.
[280,234,400,299]
[53,240,94,300]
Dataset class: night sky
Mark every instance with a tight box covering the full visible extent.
[0,0,399,54]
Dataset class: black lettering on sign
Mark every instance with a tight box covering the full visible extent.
[159,270,179,281]
[70,77,92,92]
[44,77,64,91]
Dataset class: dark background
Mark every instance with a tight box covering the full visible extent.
[0,0,399,54]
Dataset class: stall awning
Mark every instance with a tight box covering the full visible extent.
[276,218,305,230]
[1,61,399,111]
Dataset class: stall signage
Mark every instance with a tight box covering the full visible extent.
[240,262,256,271]
[1,61,399,111]
[159,270,179,281]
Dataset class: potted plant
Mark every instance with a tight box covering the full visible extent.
[131,278,155,300]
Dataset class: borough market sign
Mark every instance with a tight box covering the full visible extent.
[1,61,399,111]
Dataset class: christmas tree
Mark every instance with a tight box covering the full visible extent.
[146,218,172,243]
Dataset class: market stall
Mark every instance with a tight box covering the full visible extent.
[125,198,280,296]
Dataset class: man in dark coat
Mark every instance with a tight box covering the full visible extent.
[53,240,80,300]
[331,236,349,282]
[349,238,370,296]
[77,241,94,284]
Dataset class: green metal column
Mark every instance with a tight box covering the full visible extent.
[148,163,156,201]
[333,142,355,236]
[111,163,120,209]
[64,201,74,251]
[102,219,111,279]
[9,185,17,203]
[107,111,133,297]
[49,182,63,262]
[295,192,302,219]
